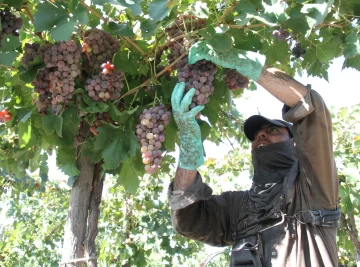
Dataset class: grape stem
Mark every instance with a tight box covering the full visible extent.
[117,52,188,101]
[121,36,147,56]
[227,23,266,29]
[217,3,237,24]
[22,6,34,23]
[80,1,108,24]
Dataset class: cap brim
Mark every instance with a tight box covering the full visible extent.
[244,115,291,141]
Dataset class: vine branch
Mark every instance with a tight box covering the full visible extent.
[80,1,108,24]
[118,52,187,100]
[121,36,146,56]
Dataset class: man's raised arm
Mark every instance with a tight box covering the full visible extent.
[257,67,308,107]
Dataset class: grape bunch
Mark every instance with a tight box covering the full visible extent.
[225,69,249,90]
[22,40,82,114]
[85,61,124,101]
[22,42,51,68]
[0,8,23,46]
[82,29,121,74]
[177,59,217,108]
[292,42,306,58]
[165,15,205,65]
[135,105,172,174]
[272,28,290,41]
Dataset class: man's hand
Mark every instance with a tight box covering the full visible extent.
[188,41,266,81]
[172,82,205,170]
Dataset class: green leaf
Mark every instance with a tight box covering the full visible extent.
[3,0,23,8]
[287,5,310,35]
[41,110,63,137]
[0,51,20,67]
[34,2,88,41]
[148,0,172,22]
[140,20,158,38]
[118,160,140,194]
[57,147,80,176]
[18,121,32,148]
[301,0,334,28]
[343,32,360,58]
[94,125,139,170]
[199,28,233,52]
[261,39,289,65]
[316,40,339,63]
[113,50,142,75]
[108,22,134,37]
[1,35,21,51]
[164,119,178,152]
[108,103,138,125]
[19,59,46,83]
[199,120,211,142]
[16,107,33,123]
[93,0,143,16]
[343,55,360,70]
[82,138,103,163]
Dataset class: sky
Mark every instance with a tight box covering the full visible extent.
[204,57,360,159]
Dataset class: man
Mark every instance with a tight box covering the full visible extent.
[168,42,340,266]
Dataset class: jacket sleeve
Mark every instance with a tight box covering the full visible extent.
[283,87,339,210]
[168,173,241,246]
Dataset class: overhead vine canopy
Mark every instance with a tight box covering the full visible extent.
[0,0,359,190]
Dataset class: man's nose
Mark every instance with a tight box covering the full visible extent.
[255,129,268,140]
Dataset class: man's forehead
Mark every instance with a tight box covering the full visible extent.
[259,124,286,130]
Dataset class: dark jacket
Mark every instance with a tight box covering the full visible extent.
[168,89,339,267]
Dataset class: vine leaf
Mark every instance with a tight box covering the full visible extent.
[343,55,360,71]
[57,147,80,177]
[18,121,32,148]
[343,32,360,59]
[108,22,134,37]
[1,35,21,51]
[94,125,139,170]
[118,160,140,194]
[41,110,63,137]
[301,0,334,28]
[316,40,339,63]
[148,0,172,22]
[93,0,143,16]
[3,0,23,8]
[0,51,19,67]
[34,2,88,41]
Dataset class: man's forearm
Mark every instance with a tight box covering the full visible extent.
[173,167,197,191]
[257,67,308,107]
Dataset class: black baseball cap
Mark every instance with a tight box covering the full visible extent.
[244,115,294,141]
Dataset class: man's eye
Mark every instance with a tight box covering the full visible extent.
[268,127,279,133]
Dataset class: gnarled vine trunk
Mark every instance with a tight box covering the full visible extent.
[60,124,105,267]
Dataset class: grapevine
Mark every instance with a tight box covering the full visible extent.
[136,105,172,174]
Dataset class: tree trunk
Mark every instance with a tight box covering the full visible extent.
[85,163,105,267]
[60,152,95,267]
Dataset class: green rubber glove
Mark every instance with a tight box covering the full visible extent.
[171,82,205,170]
[188,41,266,82]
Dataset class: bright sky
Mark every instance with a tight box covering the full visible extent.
[204,57,360,159]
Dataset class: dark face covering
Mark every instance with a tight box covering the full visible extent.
[252,138,297,185]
